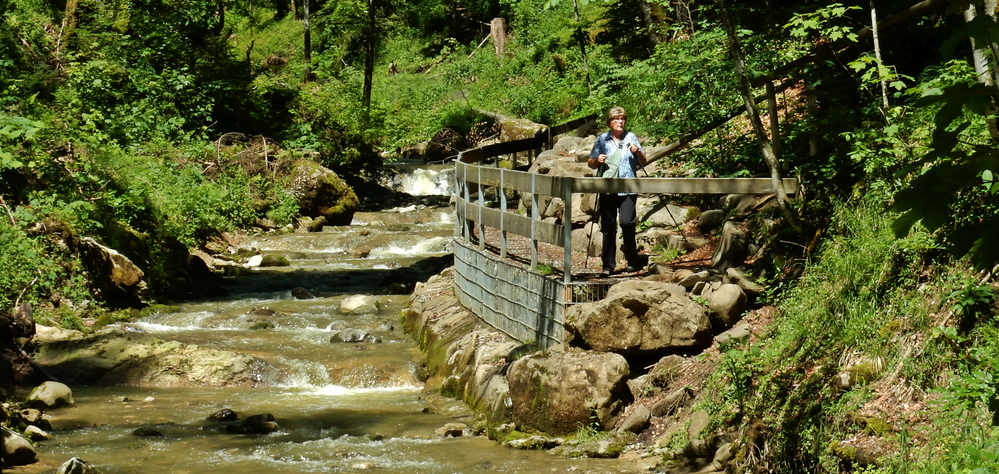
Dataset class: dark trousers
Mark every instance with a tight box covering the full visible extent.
[599,193,639,272]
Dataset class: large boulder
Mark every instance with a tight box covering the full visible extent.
[26,381,74,408]
[34,327,278,387]
[552,136,594,163]
[2,428,36,466]
[450,333,519,422]
[78,237,148,307]
[519,147,600,224]
[705,283,747,328]
[507,350,631,434]
[287,159,359,225]
[339,295,381,314]
[426,128,467,162]
[571,222,602,256]
[711,221,748,269]
[498,116,546,142]
[565,280,712,355]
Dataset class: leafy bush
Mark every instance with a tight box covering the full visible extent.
[0,221,91,315]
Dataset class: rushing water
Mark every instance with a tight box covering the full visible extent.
[19,171,639,473]
[381,163,455,197]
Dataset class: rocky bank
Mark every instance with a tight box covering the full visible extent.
[404,260,770,471]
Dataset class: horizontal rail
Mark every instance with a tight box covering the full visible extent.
[457,161,798,196]
[572,177,799,195]
[456,162,565,196]
[455,195,565,247]
[548,114,597,136]
[459,137,541,163]
[458,113,598,163]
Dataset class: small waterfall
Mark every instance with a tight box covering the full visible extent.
[368,236,451,258]
[383,165,454,196]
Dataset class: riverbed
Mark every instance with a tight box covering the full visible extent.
[13,168,641,473]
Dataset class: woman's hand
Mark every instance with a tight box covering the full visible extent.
[597,154,607,163]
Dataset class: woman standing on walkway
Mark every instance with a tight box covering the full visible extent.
[587,106,647,276]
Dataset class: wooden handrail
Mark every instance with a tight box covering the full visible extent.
[456,161,798,195]
[452,114,801,283]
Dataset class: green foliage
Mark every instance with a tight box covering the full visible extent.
[0,113,42,171]
[847,53,913,96]
[892,57,999,268]
[924,311,999,472]
[948,279,998,331]
[704,197,940,470]
[534,263,555,275]
[651,243,685,263]
[720,341,760,413]
[0,221,91,315]
[264,188,300,226]
[784,3,861,43]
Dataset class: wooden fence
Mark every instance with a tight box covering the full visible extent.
[451,114,799,346]
[454,160,798,283]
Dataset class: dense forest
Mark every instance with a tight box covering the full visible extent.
[2,0,999,471]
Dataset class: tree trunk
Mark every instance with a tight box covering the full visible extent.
[718,0,793,215]
[766,81,781,158]
[870,0,889,111]
[807,88,819,159]
[965,3,992,85]
[362,0,376,118]
[214,0,225,35]
[303,0,312,81]
[55,0,79,63]
[572,0,591,93]
[964,0,999,138]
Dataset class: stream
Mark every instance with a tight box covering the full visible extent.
[18,165,637,473]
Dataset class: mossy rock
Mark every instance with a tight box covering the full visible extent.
[287,159,359,225]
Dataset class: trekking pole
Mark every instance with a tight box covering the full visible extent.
[585,197,598,272]
[640,161,688,247]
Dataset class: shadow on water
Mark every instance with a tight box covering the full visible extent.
[193,254,455,300]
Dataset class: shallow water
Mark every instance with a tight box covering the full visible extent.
[17,200,640,473]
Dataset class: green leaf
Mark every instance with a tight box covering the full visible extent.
[0,150,24,170]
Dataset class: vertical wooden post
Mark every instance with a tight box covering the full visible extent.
[500,168,508,259]
[530,173,539,270]
[477,165,485,250]
[766,81,780,158]
[463,162,473,242]
[490,18,506,57]
[562,177,573,284]
[454,158,462,239]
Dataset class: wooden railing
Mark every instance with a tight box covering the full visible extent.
[451,115,799,347]
[458,114,597,165]
[455,160,798,284]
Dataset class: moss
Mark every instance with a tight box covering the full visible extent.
[140,304,179,317]
[829,440,858,461]
[847,361,880,386]
[492,428,532,444]
[861,416,891,436]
